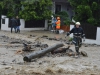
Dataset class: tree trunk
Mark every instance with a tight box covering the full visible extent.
[23,43,64,62]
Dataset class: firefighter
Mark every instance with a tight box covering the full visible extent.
[56,17,61,34]
[66,22,85,57]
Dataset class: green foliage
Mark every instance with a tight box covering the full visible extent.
[0,0,52,20]
[57,11,68,17]
[91,2,97,10]
[69,37,73,41]
[63,18,71,26]
[87,17,97,25]
[55,11,71,25]
[19,0,52,20]
[68,0,100,26]
[0,0,21,17]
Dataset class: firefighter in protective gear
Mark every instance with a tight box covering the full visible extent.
[66,22,85,56]
[56,17,61,33]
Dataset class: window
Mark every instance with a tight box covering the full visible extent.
[55,5,61,14]
[2,19,5,24]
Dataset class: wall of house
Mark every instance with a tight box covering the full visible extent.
[1,15,47,31]
[70,25,100,45]
[54,2,74,20]
[52,2,55,14]
[61,3,74,20]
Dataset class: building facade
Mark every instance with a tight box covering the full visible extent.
[52,0,74,20]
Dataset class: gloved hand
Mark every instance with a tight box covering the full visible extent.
[82,34,85,38]
[67,32,70,36]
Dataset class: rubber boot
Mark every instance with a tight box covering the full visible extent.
[75,46,80,58]
[76,50,80,55]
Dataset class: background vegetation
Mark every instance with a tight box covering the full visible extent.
[54,11,71,26]
[68,0,100,26]
[0,0,52,20]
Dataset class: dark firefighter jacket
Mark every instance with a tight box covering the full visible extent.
[69,27,85,37]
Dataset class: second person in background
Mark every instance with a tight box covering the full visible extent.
[16,16,21,33]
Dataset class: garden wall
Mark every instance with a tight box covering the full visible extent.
[1,15,47,31]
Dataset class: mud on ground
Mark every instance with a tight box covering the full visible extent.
[0,30,100,75]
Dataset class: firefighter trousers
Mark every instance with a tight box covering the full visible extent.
[72,37,82,55]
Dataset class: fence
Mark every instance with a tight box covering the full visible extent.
[81,23,97,40]
[1,15,47,31]
[25,19,45,28]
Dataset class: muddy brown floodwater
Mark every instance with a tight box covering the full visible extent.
[0,30,100,75]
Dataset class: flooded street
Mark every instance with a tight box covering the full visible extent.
[0,30,100,75]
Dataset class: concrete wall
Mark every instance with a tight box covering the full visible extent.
[1,18,9,31]
[1,15,47,31]
[70,25,100,45]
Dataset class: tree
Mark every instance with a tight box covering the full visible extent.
[0,0,21,17]
[68,0,100,26]
[0,0,52,20]
[19,0,52,20]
